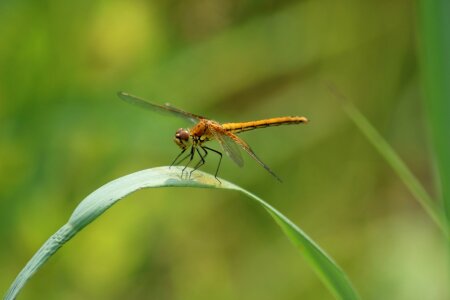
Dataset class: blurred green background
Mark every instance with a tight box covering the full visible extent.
[1,0,448,299]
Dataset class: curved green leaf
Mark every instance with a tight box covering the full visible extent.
[4,167,359,300]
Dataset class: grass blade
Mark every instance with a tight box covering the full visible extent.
[342,102,446,234]
[4,167,359,300]
[417,0,450,233]
[237,188,359,300]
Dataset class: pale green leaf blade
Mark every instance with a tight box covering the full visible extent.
[4,167,359,300]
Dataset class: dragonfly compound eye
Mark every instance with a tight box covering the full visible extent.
[174,128,191,149]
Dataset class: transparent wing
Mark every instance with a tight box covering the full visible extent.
[224,132,282,182]
[118,91,202,124]
[211,130,244,167]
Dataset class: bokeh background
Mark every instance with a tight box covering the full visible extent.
[1,0,448,299]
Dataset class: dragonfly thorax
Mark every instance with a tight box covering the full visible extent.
[174,128,192,150]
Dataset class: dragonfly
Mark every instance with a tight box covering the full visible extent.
[118,91,308,182]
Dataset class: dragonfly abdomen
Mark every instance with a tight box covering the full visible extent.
[223,116,308,134]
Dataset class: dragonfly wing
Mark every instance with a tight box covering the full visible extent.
[225,132,282,182]
[118,91,202,124]
[211,130,244,167]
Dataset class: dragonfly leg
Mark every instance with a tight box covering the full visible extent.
[181,146,196,179]
[170,149,187,168]
[203,146,222,183]
[190,147,208,178]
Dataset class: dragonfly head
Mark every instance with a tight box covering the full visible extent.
[174,128,192,150]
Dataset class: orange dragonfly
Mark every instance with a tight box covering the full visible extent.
[118,92,308,181]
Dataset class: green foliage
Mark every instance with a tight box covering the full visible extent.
[417,0,450,232]
[342,101,446,234]
[5,167,358,300]
[1,0,449,298]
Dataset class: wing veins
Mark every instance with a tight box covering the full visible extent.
[118,91,202,124]
[224,132,282,182]
[211,129,244,167]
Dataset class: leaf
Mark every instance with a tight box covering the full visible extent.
[417,0,450,234]
[341,101,447,234]
[4,167,359,300]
